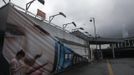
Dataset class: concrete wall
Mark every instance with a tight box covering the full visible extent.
[27,16,86,45]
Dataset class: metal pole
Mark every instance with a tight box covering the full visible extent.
[93,18,97,39]
[49,12,66,24]
[3,0,6,4]
[62,24,68,39]
[128,40,130,47]
[62,24,65,39]
[132,40,134,47]
[112,44,115,58]
[49,16,54,24]
[88,42,91,62]
[92,18,97,49]
[49,14,59,24]
[99,44,103,59]
[125,40,127,47]
[26,0,35,13]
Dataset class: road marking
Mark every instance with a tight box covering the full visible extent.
[107,60,114,75]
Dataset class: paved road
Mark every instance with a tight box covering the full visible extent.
[57,58,134,75]
[109,58,134,75]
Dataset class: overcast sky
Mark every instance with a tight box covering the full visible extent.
[1,0,134,38]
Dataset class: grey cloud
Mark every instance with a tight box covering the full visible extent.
[1,0,134,38]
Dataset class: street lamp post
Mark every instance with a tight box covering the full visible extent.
[85,32,92,37]
[84,32,92,61]
[63,22,77,30]
[90,17,98,49]
[26,0,36,12]
[90,17,97,39]
[2,0,7,4]
[72,27,84,31]
[26,0,45,13]
[49,12,66,23]
[62,22,77,39]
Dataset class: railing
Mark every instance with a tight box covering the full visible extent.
[9,2,70,33]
